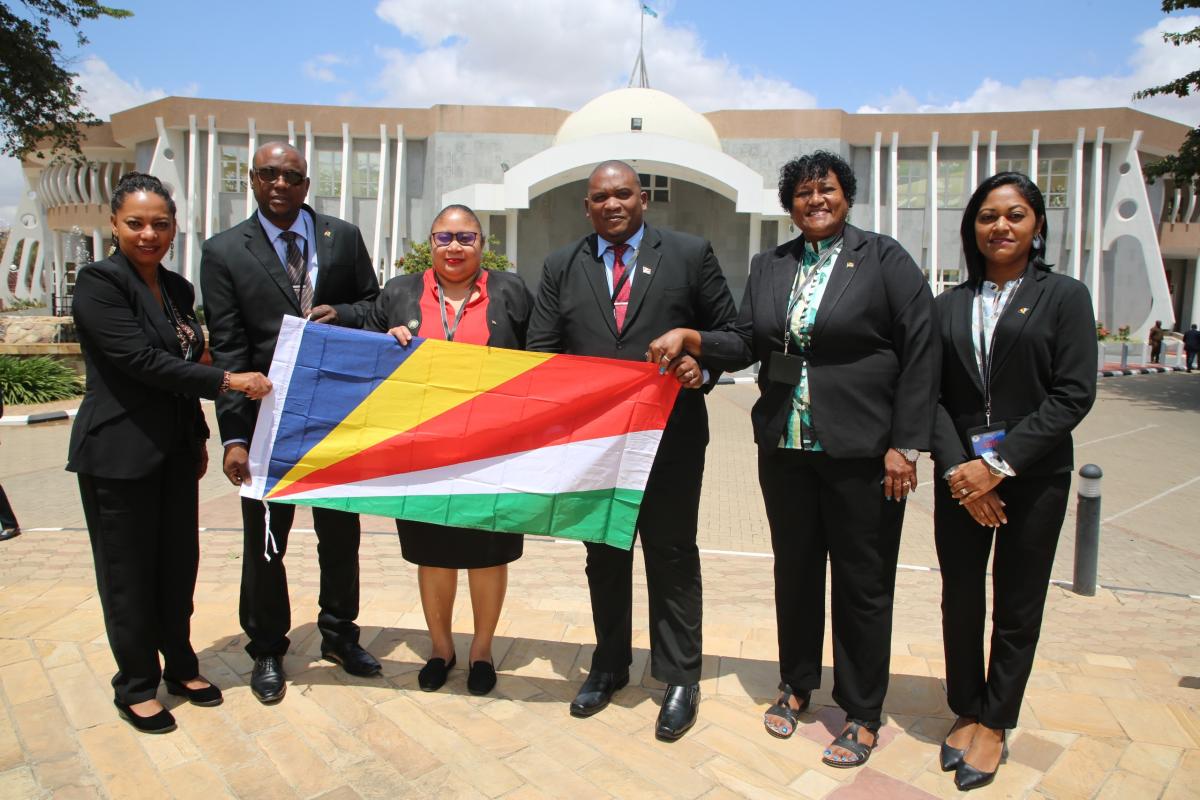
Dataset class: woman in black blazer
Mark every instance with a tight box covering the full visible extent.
[932,173,1097,791]
[69,173,270,734]
[364,204,532,696]
[651,152,938,767]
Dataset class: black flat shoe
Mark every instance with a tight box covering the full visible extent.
[0,527,20,542]
[163,676,223,707]
[467,661,497,696]
[569,670,629,718]
[114,699,176,734]
[955,731,1008,791]
[655,683,700,742]
[418,655,456,691]
[250,655,286,704]
[321,641,382,677]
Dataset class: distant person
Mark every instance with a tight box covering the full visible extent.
[1184,324,1200,372]
[1149,320,1164,364]
[0,391,19,541]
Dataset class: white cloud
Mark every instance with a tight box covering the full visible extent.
[74,55,167,118]
[858,16,1200,125]
[304,54,347,84]
[371,0,815,111]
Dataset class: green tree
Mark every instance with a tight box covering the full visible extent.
[0,1,132,160]
[396,236,514,274]
[1135,0,1200,183]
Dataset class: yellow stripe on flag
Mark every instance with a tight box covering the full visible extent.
[269,339,553,497]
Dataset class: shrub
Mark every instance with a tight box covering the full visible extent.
[0,356,83,404]
[396,235,513,275]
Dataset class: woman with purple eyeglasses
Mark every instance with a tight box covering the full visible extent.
[364,204,532,696]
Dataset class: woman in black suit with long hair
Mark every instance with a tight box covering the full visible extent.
[69,172,271,733]
[933,173,1097,790]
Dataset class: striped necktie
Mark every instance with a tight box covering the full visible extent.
[281,231,312,314]
[610,243,631,331]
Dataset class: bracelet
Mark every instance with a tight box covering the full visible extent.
[219,371,231,393]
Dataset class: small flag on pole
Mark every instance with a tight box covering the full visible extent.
[642,3,658,17]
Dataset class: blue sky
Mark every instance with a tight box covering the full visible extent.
[3,0,1199,225]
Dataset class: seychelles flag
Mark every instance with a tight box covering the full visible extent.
[241,316,680,549]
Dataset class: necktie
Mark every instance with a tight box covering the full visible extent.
[281,231,312,314]
[611,243,631,331]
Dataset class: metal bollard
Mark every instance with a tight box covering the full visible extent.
[1072,464,1103,596]
[1120,343,1129,370]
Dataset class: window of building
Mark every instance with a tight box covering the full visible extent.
[316,150,342,197]
[353,151,380,198]
[896,159,927,208]
[1038,157,1070,208]
[220,145,248,192]
[938,160,967,208]
[639,173,669,203]
[995,158,1029,176]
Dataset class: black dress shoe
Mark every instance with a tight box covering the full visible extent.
[569,670,629,717]
[955,732,1007,791]
[163,675,223,707]
[321,641,382,677]
[114,699,176,734]
[655,683,700,741]
[418,655,456,691]
[467,661,497,696]
[250,655,286,703]
[0,527,20,542]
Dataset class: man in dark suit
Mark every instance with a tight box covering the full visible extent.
[201,142,380,703]
[526,160,738,741]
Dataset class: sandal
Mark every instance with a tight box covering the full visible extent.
[821,717,881,768]
[763,682,811,739]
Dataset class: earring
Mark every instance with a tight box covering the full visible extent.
[168,241,175,260]
[108,233,117,256]
[1031,234,1043,250]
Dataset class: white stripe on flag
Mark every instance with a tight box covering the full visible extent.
[242,315,307,500]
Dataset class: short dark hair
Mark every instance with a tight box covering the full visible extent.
[960,171,1050,285]
[431,204,482,233]
[778,151,857,212]
[111,172,176,217]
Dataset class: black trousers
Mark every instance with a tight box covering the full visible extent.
[934,473,1070,730]
[0,483,16,530]
[586,447,704,685]
[78,446,201,704]
[759,448,905,722]
[239,498,361,658]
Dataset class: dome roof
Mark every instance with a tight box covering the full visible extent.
[554,88,720,150]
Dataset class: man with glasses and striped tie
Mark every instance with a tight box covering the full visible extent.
[201,142,380,705]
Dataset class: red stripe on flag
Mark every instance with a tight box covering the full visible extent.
[269,353,679,499]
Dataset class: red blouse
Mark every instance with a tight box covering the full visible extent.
[417,268,491,346]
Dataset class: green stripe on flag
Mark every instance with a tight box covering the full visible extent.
[283,488,644,550]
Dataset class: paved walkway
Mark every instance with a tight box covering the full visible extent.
[0,374,1198,798]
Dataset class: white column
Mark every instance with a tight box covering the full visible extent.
[505,209,518,266]
[1070,127,1085,280]
[287,120,296,147]
[390,124,406,269]
[1191,255,1200,327]
[928,131,939,294]
[91,228,104,263]
[339,122,351,220]
[987,130,998,177]
[245,118,257,218]
[372,123,388,277]
[185,114,198,283]
[204,115,217,240]
[871,132,882,234]
[888,132,899,237]
[303,121,314,205]
[748,213,762,268]
[1028,129,1040,183]
[1089,127,1105,317]
[968,130,979,196]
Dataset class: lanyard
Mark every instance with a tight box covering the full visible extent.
[436,273,479,342]
[608,244,637,306]
[783,237,841,355]
[974,277,1021,424]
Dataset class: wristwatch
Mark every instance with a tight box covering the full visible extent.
[897,448,919,463]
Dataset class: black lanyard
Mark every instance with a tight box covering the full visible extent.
[974,277,1021,424]
[436,273,480,342]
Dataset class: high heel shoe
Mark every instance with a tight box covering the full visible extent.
[954,730,1008,791]
[163,676,223,707]
[940,717,976,772]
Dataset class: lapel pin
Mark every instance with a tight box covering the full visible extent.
[323,230,332,238]
[846,261,855,269]
[1018,307,1029,315]
[642,266,652,275]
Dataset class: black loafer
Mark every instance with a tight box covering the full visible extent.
[114,699,176,734]
[655,683,700,741]
[467,661,497,696]
[250,655,286,704]
[569,670,629,718]
[418,655,456,691]
[163,676,223,707]
[321,641,382,677]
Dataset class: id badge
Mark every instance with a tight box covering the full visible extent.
[966,422,1006,458]
[768,350,804,386]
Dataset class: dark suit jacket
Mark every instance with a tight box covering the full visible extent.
[704,224,938,458]
[364,270,533,350]
[200,205,380,442]
[68,252,222,479]
[931,265,1097,477]
[526,224,738,454]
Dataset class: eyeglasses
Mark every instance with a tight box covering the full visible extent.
[431,231,479,247]
[252,167,306,186]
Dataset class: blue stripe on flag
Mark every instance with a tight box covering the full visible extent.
[264,326,421,494]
